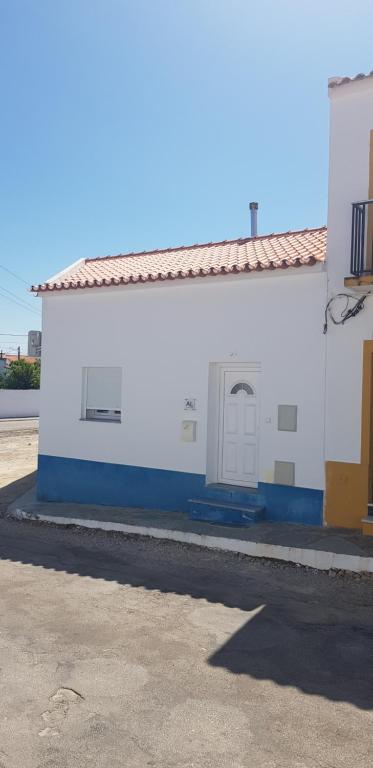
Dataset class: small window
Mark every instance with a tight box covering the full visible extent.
[82,367,122,422]
[230,382,254,396]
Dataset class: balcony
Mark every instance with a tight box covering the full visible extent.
[345,200,373,287]
[347,200,373,285]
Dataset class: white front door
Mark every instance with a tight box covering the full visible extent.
[218,368,259,487]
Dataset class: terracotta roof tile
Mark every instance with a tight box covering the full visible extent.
[328,71,373,89]
[1,355,38,364]
[32,226,326,293]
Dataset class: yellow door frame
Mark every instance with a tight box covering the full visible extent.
[361,340,373,499]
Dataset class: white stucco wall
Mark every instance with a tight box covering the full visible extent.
[39,266,327,490]
[0,389,39,419]
[325,78,373,463]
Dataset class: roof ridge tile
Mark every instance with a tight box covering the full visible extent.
[329,71,373,88]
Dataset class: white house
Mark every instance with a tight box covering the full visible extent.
[33,72,373,533]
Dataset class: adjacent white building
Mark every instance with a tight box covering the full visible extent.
[33,72,373,532]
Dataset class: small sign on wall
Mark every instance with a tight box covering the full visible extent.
[184,398,197,411]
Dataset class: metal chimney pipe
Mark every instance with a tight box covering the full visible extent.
[249,201,258,237]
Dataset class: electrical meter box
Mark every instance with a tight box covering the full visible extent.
[181,420,197,442]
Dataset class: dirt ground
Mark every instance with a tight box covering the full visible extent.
[0,418,38,513]
[0,421,373,767]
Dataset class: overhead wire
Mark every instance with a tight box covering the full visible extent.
[0,263,41,322]
[0,283,41,312]
[0,264,31,287]
[0,285,41,316]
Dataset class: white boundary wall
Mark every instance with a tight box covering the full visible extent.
[0,390,39,419]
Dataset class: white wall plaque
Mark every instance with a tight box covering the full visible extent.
[184,398,196,411]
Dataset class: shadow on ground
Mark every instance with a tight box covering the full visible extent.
[0,472,372,711]
[208,602,373,708]
[0,471,36,515]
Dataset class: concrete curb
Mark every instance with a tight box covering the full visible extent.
[11,506,373,574]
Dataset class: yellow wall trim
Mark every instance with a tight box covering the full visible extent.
[360,340,373,472]
[344,275,373,287]
[325,461,369,528]
[325,340,373,529]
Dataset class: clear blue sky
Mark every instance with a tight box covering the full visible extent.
[1,0,373,351]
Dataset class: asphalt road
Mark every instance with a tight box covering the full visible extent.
[0,515,372,767]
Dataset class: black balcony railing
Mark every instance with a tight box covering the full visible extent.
[351,200,373,276]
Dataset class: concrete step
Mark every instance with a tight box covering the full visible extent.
[199,482,265,508]
[187,498,265,527]
[362,516,373,536]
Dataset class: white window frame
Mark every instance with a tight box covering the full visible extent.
[81,366,122,423]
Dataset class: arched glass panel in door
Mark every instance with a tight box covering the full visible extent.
[230,382,254,396]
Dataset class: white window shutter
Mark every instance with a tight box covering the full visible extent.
[86,367,122,410]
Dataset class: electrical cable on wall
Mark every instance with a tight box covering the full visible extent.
[323,293,369,334]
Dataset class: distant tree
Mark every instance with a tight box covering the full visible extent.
[1,359,40,390]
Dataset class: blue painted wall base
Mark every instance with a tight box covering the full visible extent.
[37,454,324,526]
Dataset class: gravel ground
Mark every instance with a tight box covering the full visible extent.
[0,419,38,514]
